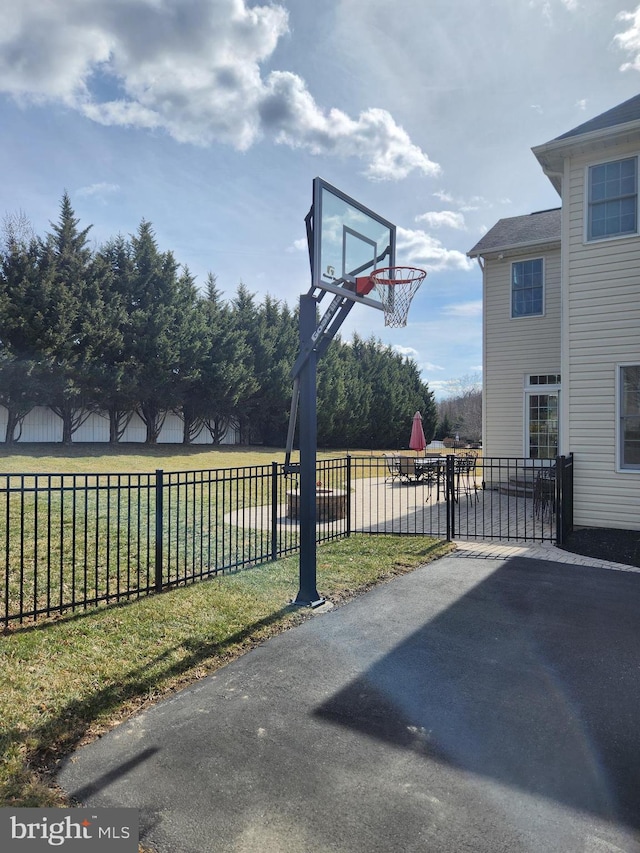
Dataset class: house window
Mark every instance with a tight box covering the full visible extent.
[619,365,640,469]
[587,157,637,241]
[525,375,560,459]
[511,259,543,317]
[528,374,561,386]
[527,394,559,459]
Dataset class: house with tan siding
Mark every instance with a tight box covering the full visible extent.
[469,94,640,532]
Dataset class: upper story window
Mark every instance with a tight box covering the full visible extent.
[587,157,637,241]
[511,258,543,318]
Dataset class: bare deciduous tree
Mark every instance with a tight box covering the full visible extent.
[437,373,482,443]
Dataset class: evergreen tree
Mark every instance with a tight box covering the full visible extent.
[181,275,256,444]
[128,221,182,444]
[171,266,209,444]
[435,413,452,441]
[0,195,438,451]
[44,193,101,444]
[95,236,138,442]
[316,335,369,448]
[343,334,375,446]
[0,224,56,442]
[316,340,350,446]
[317,334,436,449]
[229,283,263,444]
[254,296,298,445]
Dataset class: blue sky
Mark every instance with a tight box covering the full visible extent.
[2,0,640,399]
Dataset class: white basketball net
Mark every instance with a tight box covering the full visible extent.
[370,267,426,328]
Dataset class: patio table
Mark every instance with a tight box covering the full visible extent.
[414,457,445,498]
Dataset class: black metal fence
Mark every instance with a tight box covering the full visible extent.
[0,458,352,626]
[348,455,567,544]
[1,454,572,626]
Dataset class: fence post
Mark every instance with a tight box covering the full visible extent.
[271,461,279,560]
[555,454,574,545]
[155,469,164,592]
[346,455,352,537]
[446,454,454,541]
[554,455,562,545]
[566,452,574,536]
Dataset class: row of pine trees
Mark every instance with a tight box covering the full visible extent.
[0,194,436,447]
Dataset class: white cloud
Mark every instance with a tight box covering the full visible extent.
[432,190,493,212]
[392,345,419,359]
[415,210,466,230]
[442,300,483,317]
[576,98,587,110]
[396,227,474,273]
[424,379,452,398]
[530,1,553,25]
[616,5,640,72]
[0,0,439,181]
[263,74,440,180]
[76,181,120,199]
[529,0,578,24]
[287,237,308,253]
[433,190,453,204]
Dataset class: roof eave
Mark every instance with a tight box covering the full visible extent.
[532,118,640,178]
[467,236,561,260]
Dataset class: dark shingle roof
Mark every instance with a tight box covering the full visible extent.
[555,93,640,141]
[467,208,561,257]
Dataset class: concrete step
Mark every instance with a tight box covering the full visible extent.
[498,483,534,498]
[497,474,536,498]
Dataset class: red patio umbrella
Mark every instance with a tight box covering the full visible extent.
[409,411,427,455]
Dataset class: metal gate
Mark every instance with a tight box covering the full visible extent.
[349,454,573,544]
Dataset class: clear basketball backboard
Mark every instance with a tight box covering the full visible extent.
[310,178,396,293]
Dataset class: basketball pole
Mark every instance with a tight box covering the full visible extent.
[294,293,323,606]
[284,277,386,606]
[286,287,364,605]
[284,177,419,606]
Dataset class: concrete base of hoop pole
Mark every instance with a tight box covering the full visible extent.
[293,293,325,608]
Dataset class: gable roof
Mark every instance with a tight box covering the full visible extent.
[471,95,640,259]
[533,93,640,193]
[554,93,640,141]
[467,208,561,258]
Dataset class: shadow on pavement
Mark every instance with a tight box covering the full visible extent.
[314,557,640,830]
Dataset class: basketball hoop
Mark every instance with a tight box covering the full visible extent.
[357,266,426,327]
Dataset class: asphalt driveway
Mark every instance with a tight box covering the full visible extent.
[58,553,640,853]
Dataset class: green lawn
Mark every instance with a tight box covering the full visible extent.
[0,444,373,474]
[0,445,453,818]
[0,448,376,624]
[0,534,453,811]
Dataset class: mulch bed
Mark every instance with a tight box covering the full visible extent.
[559,527,640,568]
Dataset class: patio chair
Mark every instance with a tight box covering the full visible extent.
[383,454,401,483]
[534,467,556,521]
[454,453,479,502]
[433,458,447,500]
[398,456,420,483]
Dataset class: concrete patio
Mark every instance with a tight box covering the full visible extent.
[226,473,557,544]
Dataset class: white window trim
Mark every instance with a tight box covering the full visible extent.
[584,155,639,245]
[523,375,561,460]
[510,256,545,319]
[616,362,640,473]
